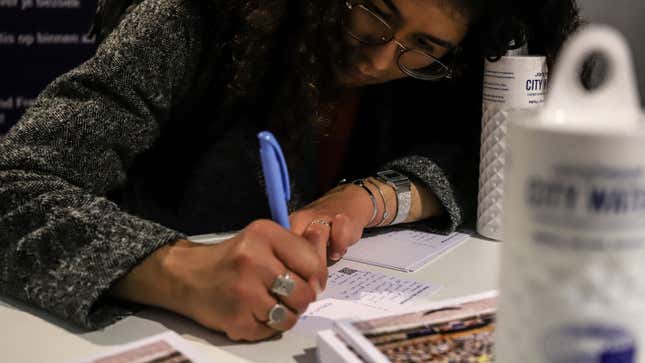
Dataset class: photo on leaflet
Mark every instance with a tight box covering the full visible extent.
[351,295,497,362]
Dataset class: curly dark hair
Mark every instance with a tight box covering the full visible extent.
[92,0,580,168]
[211,0,581,162]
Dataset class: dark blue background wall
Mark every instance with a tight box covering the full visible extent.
[0,0,97,133]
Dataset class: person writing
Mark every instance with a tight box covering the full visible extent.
[0,0,580,341]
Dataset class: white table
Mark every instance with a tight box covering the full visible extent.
[0,235,501,363]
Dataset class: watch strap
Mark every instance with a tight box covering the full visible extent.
[376,170,411,225]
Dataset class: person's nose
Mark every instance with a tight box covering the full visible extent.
[360,41,400,73]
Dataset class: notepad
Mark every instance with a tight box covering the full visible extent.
[344,230,470,272]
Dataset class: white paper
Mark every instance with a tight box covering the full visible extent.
[344,230,469,272]
[293,264,440,334]
[70,331,213,363]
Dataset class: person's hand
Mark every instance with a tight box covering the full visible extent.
[110,220,324,341]
[290,182,375,268]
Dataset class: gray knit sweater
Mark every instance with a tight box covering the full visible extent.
[0,0,478,329]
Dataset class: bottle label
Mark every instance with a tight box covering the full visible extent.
[483,56,548,109]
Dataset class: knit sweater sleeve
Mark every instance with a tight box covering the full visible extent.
[0,0,203,329]
[380,140,480,235]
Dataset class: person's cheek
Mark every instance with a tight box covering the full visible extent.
[374,71,406,84]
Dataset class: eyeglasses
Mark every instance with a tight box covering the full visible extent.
[343,1,456,81]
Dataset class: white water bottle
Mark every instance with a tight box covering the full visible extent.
[477,44,548,240]
[497,25,645,362]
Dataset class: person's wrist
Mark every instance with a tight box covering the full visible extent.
[334,182,376,228]
[110,239,186,313]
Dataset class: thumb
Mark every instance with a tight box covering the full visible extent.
[329,214,362,261]
[302,223,331,289]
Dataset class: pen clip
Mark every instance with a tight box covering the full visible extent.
[257,131,291,201]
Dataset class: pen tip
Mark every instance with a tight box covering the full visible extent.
[258,131,272,141]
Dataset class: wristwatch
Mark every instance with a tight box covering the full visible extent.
[375,170,411,225]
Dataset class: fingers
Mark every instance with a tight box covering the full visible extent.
[224,295,299,341]
[227,315,277,342]
[289,211,312,236]
[220,281,281,342]
[247,220,325,292]
[244,219,326,299]
[329,214,363,261]
[303,226,327,266]
[258,261,317,314]
[302,220,331,288]
[251,293,300,333]
[293,212,364,265]
[217,224,317,341]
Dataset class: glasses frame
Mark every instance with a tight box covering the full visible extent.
[343,0,457,81]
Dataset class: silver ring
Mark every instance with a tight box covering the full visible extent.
[267,303,287,325]
[310,219,331,228]
[271,272,295,297]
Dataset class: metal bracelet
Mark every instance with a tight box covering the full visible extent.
[365,178,389,226]
[375,175,398,225]
[352,179,378,227]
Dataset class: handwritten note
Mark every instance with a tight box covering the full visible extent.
[293,264,440,335]
[323,267,434,307]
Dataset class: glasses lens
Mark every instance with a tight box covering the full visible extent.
[399,49,450,80]
[345,5,392,44]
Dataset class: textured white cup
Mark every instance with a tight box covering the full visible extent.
[496,26,645,362]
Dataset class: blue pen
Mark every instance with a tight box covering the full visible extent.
[258,131,291,229]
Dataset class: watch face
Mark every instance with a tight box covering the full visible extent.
[379,170,405,181]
